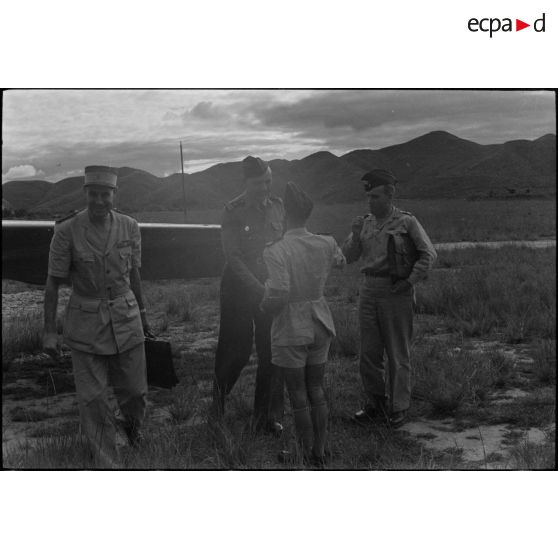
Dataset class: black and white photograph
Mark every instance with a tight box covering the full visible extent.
[1,2,557,556]
[2,89,555,471]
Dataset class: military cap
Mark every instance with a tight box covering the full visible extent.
[361,169,397,191]
[84,165,118,188]
[242,156,269,179]
[284,181,313,222]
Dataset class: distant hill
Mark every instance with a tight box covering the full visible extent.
[2,131,555,215]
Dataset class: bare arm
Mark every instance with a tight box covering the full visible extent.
[43,274,63,356]
[129,266,146,310]
[406,217,437,285]
[130,266,153,337]
[341,216,365,264]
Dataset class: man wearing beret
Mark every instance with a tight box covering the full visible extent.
[343,169,436,428]
[211,156,285,434]
[42,165,152,468]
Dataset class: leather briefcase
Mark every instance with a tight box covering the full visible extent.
[144,338,178,389]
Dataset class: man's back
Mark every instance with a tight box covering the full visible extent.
[265,229,341,301]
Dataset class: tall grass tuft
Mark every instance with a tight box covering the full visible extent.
[508,432,556,469]
[330,306,360,357]
[416,247,556,341]
[532,339,556,385]
[168,385,198,423]
[3,432,92,470]
[165,287,194,321]
[208,420,257,469]
[412,341,518,416]
[2,311,43,365]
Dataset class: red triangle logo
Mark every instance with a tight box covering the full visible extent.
[516,19,530,31]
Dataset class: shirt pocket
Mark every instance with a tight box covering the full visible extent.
[386,231,418,278]
[119,247,132,273]
[64,297,101,343]
[74,250,95,277]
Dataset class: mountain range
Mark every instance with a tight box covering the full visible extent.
[2,131,555,215]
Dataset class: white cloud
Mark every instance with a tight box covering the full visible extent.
[2,164,45,182]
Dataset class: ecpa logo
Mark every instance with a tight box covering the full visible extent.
[468,13,546,37]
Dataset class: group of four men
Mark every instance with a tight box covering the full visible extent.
[43,158,436,468]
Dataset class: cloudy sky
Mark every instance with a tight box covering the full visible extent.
[2,89,555,183]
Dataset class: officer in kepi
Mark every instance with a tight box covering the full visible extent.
[211,156,285,435]
[42,165,152,468]
[342,169,437,428]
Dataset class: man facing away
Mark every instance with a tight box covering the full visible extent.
[342,169,436,428]
[211,156,285,434]
[42,165,152,468]
[261,182,345,466]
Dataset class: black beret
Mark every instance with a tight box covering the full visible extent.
[284,181,313,222]
[361,169,397,189]
[242,156,269,179]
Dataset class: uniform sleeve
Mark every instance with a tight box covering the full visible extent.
[130,219,141,268]
[48,224,72,278]
[341,231,362,264]
[263,246,290,292]
[407,216,437,285]
[331,238,346,269]
[221,208,264,296]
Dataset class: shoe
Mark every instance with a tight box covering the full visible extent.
[389,410,408,428]
[124,426,144,448]
[308,453,327,469]
[351,403,389,425]
[264,421,284,437]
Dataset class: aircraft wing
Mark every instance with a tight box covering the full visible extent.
[2,220,224,284]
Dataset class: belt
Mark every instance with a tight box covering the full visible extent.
[363,270,391,278]
[73,286,131,300]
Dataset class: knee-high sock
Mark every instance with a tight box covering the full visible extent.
[292,406,313,456]
[310,401,328,458]
[306,364,328,458]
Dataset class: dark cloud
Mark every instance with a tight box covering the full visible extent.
[188,101,229,121]
[2,90,555,183]
[253,90,554,140]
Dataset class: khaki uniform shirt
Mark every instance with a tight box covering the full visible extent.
[263,228,346,346]
[221,192,285,298]
[48,209,144,355]
[342,207,437,284]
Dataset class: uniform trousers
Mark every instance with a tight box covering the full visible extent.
[213,270,284,426]
[359,276,414,413]
[71,343,147,468]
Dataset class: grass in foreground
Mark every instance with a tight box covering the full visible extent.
[2,246,555,469]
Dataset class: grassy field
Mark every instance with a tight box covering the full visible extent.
[135,198,556,243]
[2,245,555,469]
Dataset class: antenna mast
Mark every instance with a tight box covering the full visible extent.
[180,141,187,222]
